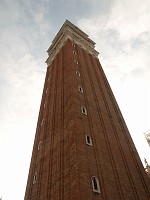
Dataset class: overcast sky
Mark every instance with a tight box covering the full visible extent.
[0,0,150,199]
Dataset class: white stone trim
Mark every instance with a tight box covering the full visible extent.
[78,85,83,93]
[46,20,99,66]
[81,106,87,115]
[91,176,101,193]
[85,134,93,146]
[33,173,37,184]
[38,141,41,150]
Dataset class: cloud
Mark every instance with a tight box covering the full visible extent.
[77,0,150,81]
[0,1,51,198]
[77,0,150,163]
[107,0,150,40]
[0,53,45,199]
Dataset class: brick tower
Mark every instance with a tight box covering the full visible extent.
[24,20,150,200]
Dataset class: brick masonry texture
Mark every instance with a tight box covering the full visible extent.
[24,39,150,200]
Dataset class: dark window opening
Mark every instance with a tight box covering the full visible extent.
[44,101,47,108]
[78,86,83,93]
[41,119,44,126]
[76,71,80,76]
[92,176,100,193]
[81,106,87,115]
[87,136,90,143]
[74,60,78,64]
[85,135,93,146]
[93,177,98,190]
[33,173,37,184]
[38,141,41,150]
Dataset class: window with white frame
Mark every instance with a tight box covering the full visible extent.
[44,101,47,108]
[78,86,83,93]
[38,141,41,150]
[72,44,76,47]
[33,173,37,184]
[74,60,78,65]
[81,106,87,115]
[91,176,100,193]
[73,51,76,54]
[76,71,80,77]
[85,135,93,146]
[41,119,44,126]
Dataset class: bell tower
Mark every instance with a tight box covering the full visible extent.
[25,20,150,200]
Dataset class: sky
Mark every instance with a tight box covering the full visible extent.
[0,0,150,199]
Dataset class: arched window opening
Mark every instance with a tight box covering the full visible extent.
[73,51,76,54]
[33,173,37,184]
[85,135,93,146]
[38,141,41,150]
[41,119,44,126]
[78,86,83,93]
[44,101,47,108]
[76,71,80,77]
[74,60,78,65]
[81,106,87,115]
[91,176,100,193]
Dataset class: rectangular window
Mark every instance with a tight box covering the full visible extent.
[73,51,76,54]
[38,141,41,150]
[74,60,78,65]
[41,119,44,126]
[85,135,93,146]
[91,176,100,193]
[81,106,87,115]
[78,86,83,93]
[44,101,47,108]
[33,173,37,184]
[76,71,80,76]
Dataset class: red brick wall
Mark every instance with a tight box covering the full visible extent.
[25,39,150,200]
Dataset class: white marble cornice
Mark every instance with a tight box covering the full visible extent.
[46,20,99,66]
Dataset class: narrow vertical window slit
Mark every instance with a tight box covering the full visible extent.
[44,101,47,108]
[33,173,37,184]
[85,135,93,146]
[74,60,78,64]
[81,106,87,115]
[78,86,83,93]
[41,119,44,126]
[76,71,80,77]
[38,141,41,150]
[91,176,100,193]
